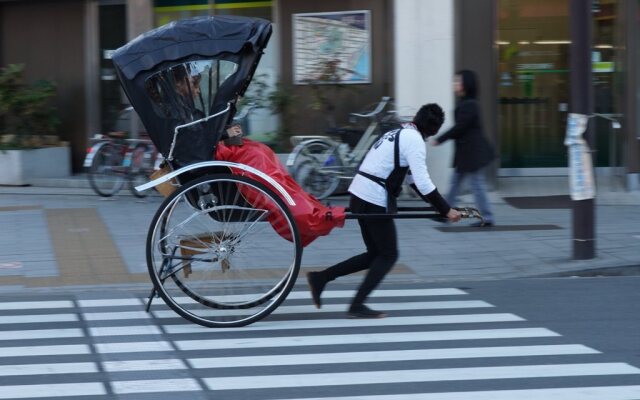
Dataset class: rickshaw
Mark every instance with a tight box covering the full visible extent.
[112,15,482,328]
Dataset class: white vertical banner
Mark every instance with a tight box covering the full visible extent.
[564,113,595,200]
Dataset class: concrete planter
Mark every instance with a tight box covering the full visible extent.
[0,146,71,185]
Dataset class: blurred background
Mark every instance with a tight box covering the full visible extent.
[0,0,638,192]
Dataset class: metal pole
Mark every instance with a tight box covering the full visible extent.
[569,0,595,259]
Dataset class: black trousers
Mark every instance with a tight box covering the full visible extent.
[322,195,399,306]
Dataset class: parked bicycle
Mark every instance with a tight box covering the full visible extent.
[286,96,402,199]
[84,130,161,198]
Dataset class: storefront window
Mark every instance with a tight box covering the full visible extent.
[497,0,621,168]
[592,0,621,168]
[497,0,570,168]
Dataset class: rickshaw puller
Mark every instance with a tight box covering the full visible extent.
[307,103,462,319]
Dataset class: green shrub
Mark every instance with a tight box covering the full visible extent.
[0,64,61,148]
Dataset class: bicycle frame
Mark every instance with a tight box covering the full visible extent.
[286,97,400,199]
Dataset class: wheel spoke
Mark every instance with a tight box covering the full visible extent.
[146,174,301,327]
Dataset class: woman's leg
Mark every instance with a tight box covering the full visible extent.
[446,171,465,206]
[468,168,494,223]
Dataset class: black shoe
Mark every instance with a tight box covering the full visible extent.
[471,221,494,227]
[306,272,326,309]
[347,304,387,319]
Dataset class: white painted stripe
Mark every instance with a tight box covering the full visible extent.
[0,362,97,376]
[0,382,106,399]
[204,363,640,390]
[164,313,523,335]
[279,385,640,400]
[288,288,468,299]
[83,311,150,321]
[152,301,493,320]
[171,288,467,304]
[176,328,559,351]
[78,298,142,307]
[112,378,201,394]
[189,344,598,369]
[0,300,73,310]
[0,314,78,324]
[0,344,90,358]
[275,300,493,314]
[0,328,83,341]
[95,341,175,354]
[89,325,161,337]
[102,359,187,372]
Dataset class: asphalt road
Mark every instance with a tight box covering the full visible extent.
[0,276,638,399]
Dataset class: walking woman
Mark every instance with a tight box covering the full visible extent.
[432,69,495,227]
[307,103,461,319]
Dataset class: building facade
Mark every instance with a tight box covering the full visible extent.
[1,0,638,191]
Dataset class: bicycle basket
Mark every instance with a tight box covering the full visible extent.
[111,16,272,166]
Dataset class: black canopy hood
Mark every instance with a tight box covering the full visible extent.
[112,15,272,166]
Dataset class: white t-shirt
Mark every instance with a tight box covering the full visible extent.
[349,124,437,208]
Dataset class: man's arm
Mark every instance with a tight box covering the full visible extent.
[402,131,460,221]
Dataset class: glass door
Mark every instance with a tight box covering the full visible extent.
[496,0,622,169]
[497,0,570,168]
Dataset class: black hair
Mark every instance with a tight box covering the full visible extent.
[413,103,445,138]
[457,69,478,99]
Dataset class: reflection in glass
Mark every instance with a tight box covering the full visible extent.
[497,0,570,168]
[144,60,238,124]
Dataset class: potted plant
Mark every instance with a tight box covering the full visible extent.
[0,64,70,185]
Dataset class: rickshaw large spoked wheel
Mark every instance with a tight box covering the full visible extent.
[146,173,302,327]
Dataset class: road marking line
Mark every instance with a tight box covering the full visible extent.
[102,359,187,372]
[82,311,150,321]
[89,325,161,337]
[0,344,90,358]
[0,314,78,324]
[203,363,640,390]
[0,262,22,269]
[163,313,522,334]
[151,301,493,320]
[111,378,201,394]
[77,298,142,307]
[188,344,598,369]
[0,328,83,341]
[176,328,560,351]
[169,288,468,304]
[95,341,175,354]
[0,383,106,399]
[288,288,468,298]
[0,362,98,377]
[0,300,73,310]
[279,385,640,400]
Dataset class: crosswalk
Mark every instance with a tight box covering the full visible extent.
[0,285,639,399]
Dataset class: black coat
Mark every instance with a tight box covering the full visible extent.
[437,98,495,173]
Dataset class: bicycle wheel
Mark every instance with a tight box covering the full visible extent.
[146,173,302,327]
[128,143,153,198]
[291,141,342,199]
[88,143,126,197]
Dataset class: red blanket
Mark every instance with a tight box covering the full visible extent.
[215,138,345,247]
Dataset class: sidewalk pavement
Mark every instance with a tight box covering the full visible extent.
[0,174,639,293]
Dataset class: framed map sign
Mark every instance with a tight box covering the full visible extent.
[292,10,371,84]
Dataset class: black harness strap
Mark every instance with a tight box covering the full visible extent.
[357,129,409,214]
